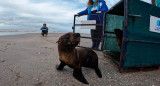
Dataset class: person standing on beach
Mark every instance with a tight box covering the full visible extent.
[77,0,108,50]
[41,23,48,36]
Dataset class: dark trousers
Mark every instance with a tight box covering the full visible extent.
[41,30,48,35]
[91,25,103,49]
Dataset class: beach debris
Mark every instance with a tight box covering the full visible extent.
[7,43,12,45]
[8,68,21,81]
[15,72,21,81]
[0,57,5,63]
[1,60,5,62]
[33,81,45,86]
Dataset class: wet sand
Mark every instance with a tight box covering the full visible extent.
[0,33,160,86]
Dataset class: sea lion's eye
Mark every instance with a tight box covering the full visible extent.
[65,34,70,39]
[75,33,80,38]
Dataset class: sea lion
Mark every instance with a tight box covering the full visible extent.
[56,32,102,84]
[114,29,123,49]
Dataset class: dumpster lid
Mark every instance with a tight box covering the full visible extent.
[107,0,124,16]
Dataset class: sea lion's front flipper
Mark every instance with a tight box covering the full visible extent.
[73,69,89,84]
[95,68,102,78]
[56,61,66,70]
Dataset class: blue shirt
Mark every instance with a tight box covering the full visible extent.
[78,0,108,24]
[41,27,48,31]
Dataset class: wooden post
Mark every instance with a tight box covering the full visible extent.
[152,0,156,5]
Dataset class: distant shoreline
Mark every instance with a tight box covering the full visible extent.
[0,29,66,36]
[0,29,90,36]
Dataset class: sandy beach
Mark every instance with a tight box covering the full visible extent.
[0,33,160,86]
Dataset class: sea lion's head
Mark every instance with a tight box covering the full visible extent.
[57,32,80,48]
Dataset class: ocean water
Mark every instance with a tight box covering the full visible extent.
[0,17,73,35]
[0,32,38,36]
[0,16,90,36]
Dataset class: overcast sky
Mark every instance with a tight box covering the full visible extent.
[0,0,151,31]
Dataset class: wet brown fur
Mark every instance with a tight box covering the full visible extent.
[56,32,102,84]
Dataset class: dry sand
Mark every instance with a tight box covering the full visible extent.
[0,33,160,86]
